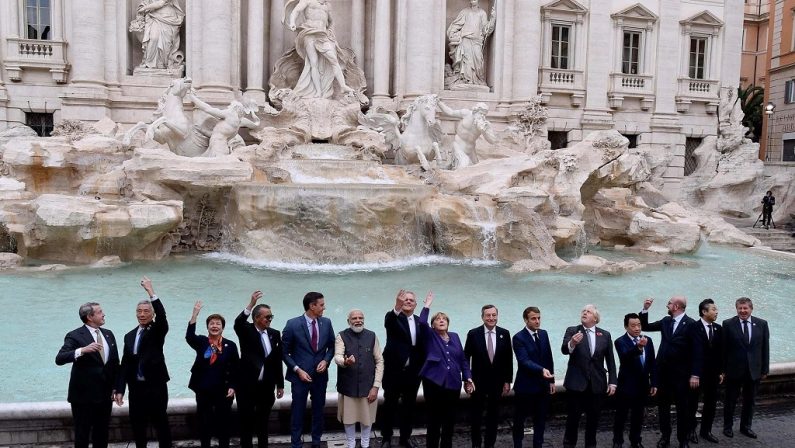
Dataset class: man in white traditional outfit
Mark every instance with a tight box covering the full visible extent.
[446,0,496,87]
[133,0,185,70]
[334,309,385,448]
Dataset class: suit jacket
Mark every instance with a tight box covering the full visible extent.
[722,315,770,381]
[464,325,513,393]
[639,312,695,377]
[233,310,285,390]
[56,325,120,404]
[382,307,426,388]
[117,298,170,394]
[689,320,723,380]
[561,325,617,393]
[512,328,554,395]
[282,314,335,383]
[614,333,657,396]
[185,322,239,393]
[417,307,472,390]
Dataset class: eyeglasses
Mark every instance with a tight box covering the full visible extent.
[264,315,274,321]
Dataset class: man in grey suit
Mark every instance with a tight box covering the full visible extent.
[561,304,617,448]
[282,292,336,448]
[722,297,769,440]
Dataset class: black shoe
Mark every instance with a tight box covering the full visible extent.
[657,438,670,448]
[722,428,733,438]
[740,428,758,439]
[688,431,698,444]
[699,432,718,443]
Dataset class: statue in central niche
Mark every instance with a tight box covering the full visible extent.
[445,0,496,90]
[273,0,364,100]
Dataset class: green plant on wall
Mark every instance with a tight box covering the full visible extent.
[738,84,764,143]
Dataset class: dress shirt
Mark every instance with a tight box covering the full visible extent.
[700,318,714,337]
[483,325,496,348]
[242,308,273,380]
[567,325,596,353]
[393,307,417,346]
[741,318,752,340]
[671,314,684,333]
[75,324,109,362]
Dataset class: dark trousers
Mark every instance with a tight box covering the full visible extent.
[71,401,112,448]
[762,207,773,226]
[379,369,422,442]
[238,382,276,448]
[724,376,760,431]
[613,391,647,445]
[563,390,604,448]
[656,370,690,443]
[513,391,550,448]
[289,377,327,448]
[423,379,460,448]
[128,380,172,448]
[688,374,719,435]
[469,386,502,448]
[195,389,233,448]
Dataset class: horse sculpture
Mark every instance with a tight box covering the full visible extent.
[122,77,213,157]
[358,94,444,170]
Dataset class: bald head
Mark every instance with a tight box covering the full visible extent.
[667,295,687,317]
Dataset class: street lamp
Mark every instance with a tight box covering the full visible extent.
[765,102,775,162]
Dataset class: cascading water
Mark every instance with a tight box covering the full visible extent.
[574,222,589,259]
[464,199,498,261]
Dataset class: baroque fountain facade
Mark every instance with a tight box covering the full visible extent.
[0,0,792,272]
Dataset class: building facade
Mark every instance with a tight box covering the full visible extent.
[0,0,743,195]
[765,0,795,161]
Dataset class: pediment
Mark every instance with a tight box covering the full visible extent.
[541,0,588,15]
[611,3,658,22]
[680,10,724,28]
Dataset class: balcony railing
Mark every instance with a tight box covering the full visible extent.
[675,77,720,113]
[4,37,69,83]
[607,73,655,110]
[538,67,585,107]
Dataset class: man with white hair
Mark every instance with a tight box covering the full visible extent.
[561,304,617,448]
[437,100,498,169]
[334,309,384,448]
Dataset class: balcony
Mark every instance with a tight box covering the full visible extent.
[607,73,655,110]
[4,38,69,84]
[675,78,720,113]
[538,67,585,107]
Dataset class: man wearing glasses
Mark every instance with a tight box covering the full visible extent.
[234,291,285,448]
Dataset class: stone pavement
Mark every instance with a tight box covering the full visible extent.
[121,395,794,447]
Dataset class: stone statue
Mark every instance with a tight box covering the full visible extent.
[446,0,496,89]
[188,94,261,157]
[358,95,444,171]
[129,0,185,73]
[717,86,750,153]
[274,0,359,100]
[438,100,497,169]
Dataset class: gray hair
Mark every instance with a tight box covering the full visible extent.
[137,300,153,309]
[79,302,100,323]
[583,304,601,324]
[347,309,365,320]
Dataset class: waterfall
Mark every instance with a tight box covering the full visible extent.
[574,222,588,259]
[465,200,498,261]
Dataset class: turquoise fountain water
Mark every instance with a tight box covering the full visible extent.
[4,244,793,403]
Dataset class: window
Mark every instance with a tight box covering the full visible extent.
[622,134,638,148]
[26,0,52,40]
[548,131,568,150]
[784,139,795,161]
[25,112,54,137]
[689,37,707,79]
[684,137,703,176]
[551,24,570,69]
[785,80,795,104]
[622,31,641,75]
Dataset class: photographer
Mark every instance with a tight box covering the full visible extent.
[762,191,775,229]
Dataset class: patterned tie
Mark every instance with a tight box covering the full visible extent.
[634,336,645,367]
[95,329,105,364]
[311,320,318,352]
[487,330,495,363]
[742,320,750,344]
[261,330,270,357]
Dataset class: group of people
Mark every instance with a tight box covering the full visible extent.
[56,278,770,448]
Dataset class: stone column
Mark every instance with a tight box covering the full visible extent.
[103,0,120,89]
[580,0,613,130]
[721,0,743,87]
[7,0,19,37]
[269,0,286,79]
[496,0,515,109]
[52,0,64,40]
[351,0,365,67]
[372,0,392,106]
[511,0,539,104]
[68,0,107,88]
[199,0,233,92]
[246,0,267,103]
[403,0,435,98]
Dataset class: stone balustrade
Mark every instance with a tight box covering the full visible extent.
[3,37,69,84]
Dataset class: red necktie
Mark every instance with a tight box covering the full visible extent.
[311,320,318,352]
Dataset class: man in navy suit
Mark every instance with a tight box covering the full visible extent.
[464,304,513,448]
[722,297,769,440]
[512,306,555,448]
[561,304,617,448]
[282,292,335,448]
[613,313,657,448]
[115,276,172,448]
[640,296,695,448]
[56,301,120,448]
[234,290,285,448]
[687,299,722,444]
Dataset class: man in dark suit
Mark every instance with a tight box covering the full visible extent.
[561,304,617,448]
[114,276,171,448]
[512,306,555,448]
[234,290,285,448]
[56,301,120,448]
[687,299,722,444]
[613,313,657,448]
[722,297,769,440]
[282,291,335,448]
[640,295,695,448]
[379,289,426,448]
[464,304,513,448]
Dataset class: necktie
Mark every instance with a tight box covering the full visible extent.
[487,330,495,363]
[133,327,143,355]
[311,320,318,352]
[586,328,594,356]
[634,337,645,367]
[261,330,270,357]
[742,320,750,344]
[533,331,541,348]
[95,329,105,364]
[708,324,714,342]
[671,318,677,334]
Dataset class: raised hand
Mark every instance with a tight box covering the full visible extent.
[424,290,434,308]
[394,289,406,309]
[190,300,203,324]
[82,342,102,353]
[642,297,654,310]
[570,331,584,346]
[248,290,263,310]
[140,276,154,297]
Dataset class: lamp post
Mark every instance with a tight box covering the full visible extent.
[765,102,775,162]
